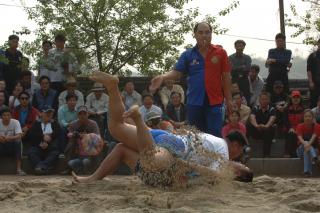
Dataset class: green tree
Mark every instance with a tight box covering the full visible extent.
[286,0,320,44]
[23,0,239,76]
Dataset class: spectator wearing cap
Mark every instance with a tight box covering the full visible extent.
[229,40,252,104]
[159,79,185,109]
[307,39,320,108]
[311,96,320,124]
[3,35,23,94]
[0,107,25,175]
[265,33,292,95]
[271,80,288,137]
[248,92,276,157]
[47,34,79,93]
[64,105,100,173]
[121,80,142,110]
[271,80,288,105]
[165,91,187,129]
[232,92,251,124]
[11,91,40,149]
[139,93,163,122]
[26,106,60,175]
[85,82,109,138]
[249,64,264,107]
[58,76,84,108]
[32,75,58,112]
[283,90,304,157]
[145,111,174,133]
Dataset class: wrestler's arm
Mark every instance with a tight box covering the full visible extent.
[175,158,220,178]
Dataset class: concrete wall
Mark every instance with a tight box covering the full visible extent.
[1,155,319,177]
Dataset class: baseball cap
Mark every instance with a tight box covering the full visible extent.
[76,105,88,113]
[273,81,284,87]
[291,90,301,97]
[145,111,161,122]
[41,105,54,113]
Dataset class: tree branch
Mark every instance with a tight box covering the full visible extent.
[111,41,153,74]
[106,30,124,71]
[69,0,96,29]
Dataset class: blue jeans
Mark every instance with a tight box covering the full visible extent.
[296,144,317,174]
[68,157,91,173]
[58,127,69,152]
[187,104,224,137]
[28,145,60,169]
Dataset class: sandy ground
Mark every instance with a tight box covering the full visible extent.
[0,175,319,213]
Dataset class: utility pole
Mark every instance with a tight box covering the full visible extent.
[279,0,286,46]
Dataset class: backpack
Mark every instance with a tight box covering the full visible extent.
[77,133,104,156]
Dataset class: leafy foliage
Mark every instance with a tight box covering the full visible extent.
[286,0,320,44]
[21,0,238,76]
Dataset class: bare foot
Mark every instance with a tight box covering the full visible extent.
[89,71,119,86]
[72,171,92,183]
[123,105,141,121]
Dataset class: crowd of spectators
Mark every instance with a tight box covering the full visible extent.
[0,32,320,177]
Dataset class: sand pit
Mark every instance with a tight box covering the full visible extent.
[0,175,319,213]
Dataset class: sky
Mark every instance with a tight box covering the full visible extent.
[0,0,317,77]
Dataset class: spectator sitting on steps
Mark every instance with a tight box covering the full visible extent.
[0,107,25,175]
[26,106,60,175]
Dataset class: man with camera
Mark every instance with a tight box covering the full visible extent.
[64,105,101,174]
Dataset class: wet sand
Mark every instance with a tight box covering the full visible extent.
[0,175,319,213]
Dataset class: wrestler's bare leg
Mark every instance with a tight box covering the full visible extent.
[89,71,139,151]
[72,143,139,183]
[124,105,174,172]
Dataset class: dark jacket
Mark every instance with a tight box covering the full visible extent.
[26,119,61,147]
[165,103,187,122]
[32,88,58,112]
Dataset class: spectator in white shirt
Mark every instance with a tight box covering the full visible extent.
[0,107,25,175]
[86,82,109,138]
[139,93,163,122]
[249,64,265,107]
[58,76,84,108]
[159,79,185,109]
[47,34,79,93]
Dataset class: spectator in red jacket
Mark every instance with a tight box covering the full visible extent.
[11,91,39,151]
[284,90,304,157]
[296,109,320,176]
